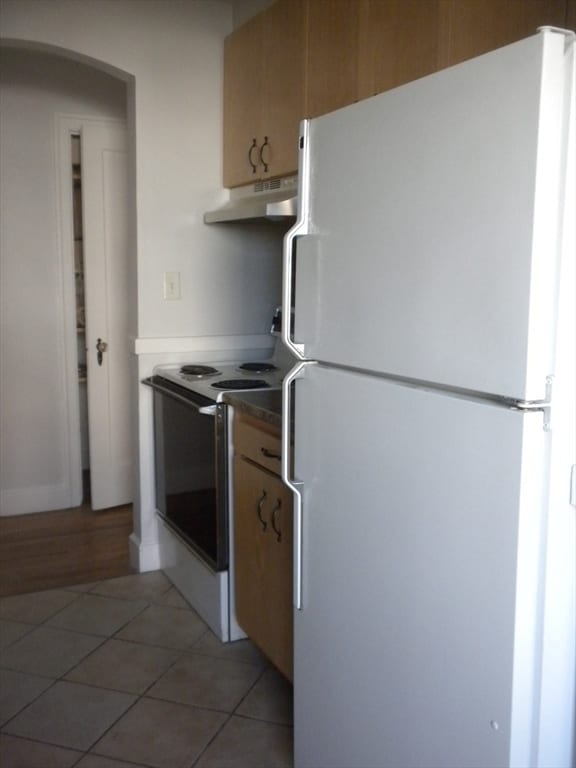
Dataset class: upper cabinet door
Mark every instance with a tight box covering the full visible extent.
[357,0,568,100]
[260,0,305,180]
[223,0,304,188]
[441,0,568,67]
[357,0,449,100]
[304,0,363,119]
[568,0,576,29]
[223,13,263,188]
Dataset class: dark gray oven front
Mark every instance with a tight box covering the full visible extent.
[144,376,228,572]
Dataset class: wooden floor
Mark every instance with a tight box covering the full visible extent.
[0,503,134,597]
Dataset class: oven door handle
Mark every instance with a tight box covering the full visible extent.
[142,377,217,415]
[198,405,217,416]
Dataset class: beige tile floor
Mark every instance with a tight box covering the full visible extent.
[0,571,293,768]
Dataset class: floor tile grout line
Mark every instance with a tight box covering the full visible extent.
[1,673,292,731]
[0,619,218,659]
[1,625,287,722]
[232,711,295,729]
[62,642,192,699]
[84,691,279,768]
[81,688,143,759]
[188,698,294,767]
[181,646,270,668]
[234,662,268,711]
[189,709,236,767]
[0,601,124,734]
[1,573,294,766]
[136,690,277,721]
[1,624,281,746]
[0,592,153,736]
[230,662,295,726]
[0,731,84,761]
[2,643,284,723]
[0,588,84,630]
[0,618,38,652]
[0,674,61,732]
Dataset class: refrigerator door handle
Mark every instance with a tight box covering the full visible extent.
[282,359,316,610]
[282,120,311,360]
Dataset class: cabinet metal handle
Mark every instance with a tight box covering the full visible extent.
[260,447,281,461]
[270,498,282,542]
[248,138,258,173]
[96,337,108,366]
[257,490,267,531]
[259,136,270,172]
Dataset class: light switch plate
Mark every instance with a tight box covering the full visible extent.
[163,271,181,300]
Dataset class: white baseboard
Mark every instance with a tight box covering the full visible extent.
[129,532,162,572]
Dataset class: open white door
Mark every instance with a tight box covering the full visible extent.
[81,120,132,510]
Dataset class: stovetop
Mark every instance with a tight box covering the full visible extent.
[153,359,288,402]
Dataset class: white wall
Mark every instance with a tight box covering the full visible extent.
[0,47,126,514]
[0,0,283,341]
[229,0,276,27]
[0,1,286,558]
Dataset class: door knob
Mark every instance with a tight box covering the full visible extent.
[96,338,108,366]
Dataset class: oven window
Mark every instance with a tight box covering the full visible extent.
[153,389,227,571]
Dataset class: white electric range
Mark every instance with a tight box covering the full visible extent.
[152,358,287,402]
[145,338,293,641]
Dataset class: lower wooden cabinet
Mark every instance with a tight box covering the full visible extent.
[233,416,293,681]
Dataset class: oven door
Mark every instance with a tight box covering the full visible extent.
[144,376,228,572]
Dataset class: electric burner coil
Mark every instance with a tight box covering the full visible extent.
[211,379,271,390]
[180,364,221,378]
[237,362,278,374]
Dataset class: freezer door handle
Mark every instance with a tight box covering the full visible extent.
[282,360,315,610]
[281,119,311,361]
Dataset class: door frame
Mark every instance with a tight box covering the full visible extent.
[55,113,129,508]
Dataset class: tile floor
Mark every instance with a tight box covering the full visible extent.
[0,571,293,768]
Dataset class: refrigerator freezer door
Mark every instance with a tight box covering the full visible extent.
[293,30,572,401]
[293,364,550,768]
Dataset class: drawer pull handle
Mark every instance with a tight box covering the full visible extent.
[257,490,267,531]
[271,499,282,542]
[260,447,281,461]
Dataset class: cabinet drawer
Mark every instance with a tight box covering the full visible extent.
[234,415,282,474]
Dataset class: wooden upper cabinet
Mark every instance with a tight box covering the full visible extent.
[441,0,569,68]
[261,0,306,179]
[568,0,576,29]
[223,14,263,188]
[223,0,573,187]
[223,0,305,188]
[304,0,363,118]
[357,0,569,100]
[357,0,449,100]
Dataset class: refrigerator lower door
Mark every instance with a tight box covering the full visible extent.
[293,365,551,768]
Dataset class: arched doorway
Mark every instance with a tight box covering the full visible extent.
[0,43,136,516]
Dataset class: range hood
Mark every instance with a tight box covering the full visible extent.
[204,177,298,224]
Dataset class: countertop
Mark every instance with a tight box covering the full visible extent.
[223,389,283,429]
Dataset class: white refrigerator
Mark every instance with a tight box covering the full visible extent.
[281,28,575,768]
